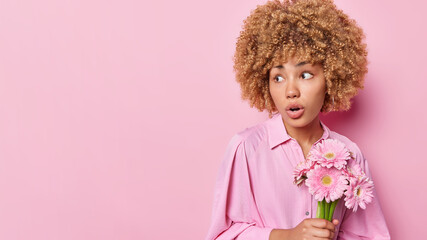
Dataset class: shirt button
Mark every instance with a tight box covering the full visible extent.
[305,211,310,216]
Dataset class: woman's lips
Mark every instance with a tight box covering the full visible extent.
[286,108,305,119]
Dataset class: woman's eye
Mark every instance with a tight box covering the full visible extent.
[274,75,284,82]
[302,72,313,79]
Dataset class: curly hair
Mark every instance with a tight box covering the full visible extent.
[233,0,368,118]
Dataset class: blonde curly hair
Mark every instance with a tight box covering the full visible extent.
[233,0,368,118]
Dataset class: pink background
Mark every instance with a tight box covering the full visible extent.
[0,0,425,239]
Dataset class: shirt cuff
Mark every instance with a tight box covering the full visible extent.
[236,225,274,240]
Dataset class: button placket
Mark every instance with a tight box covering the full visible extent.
[291,139,313,219]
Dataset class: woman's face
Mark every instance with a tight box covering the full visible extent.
[269,56,326,130]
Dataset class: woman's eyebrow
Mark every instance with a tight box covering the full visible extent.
[273,61,308,69]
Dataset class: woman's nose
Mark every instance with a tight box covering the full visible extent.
[286,80,300,99]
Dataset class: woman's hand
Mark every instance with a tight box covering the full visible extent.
[269,218,339,240]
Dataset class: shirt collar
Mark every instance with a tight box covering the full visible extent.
[267,113,330,149]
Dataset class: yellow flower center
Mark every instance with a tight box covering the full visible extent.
[321,175,332,186]
[324,152,335,160]
[356,187,362,196]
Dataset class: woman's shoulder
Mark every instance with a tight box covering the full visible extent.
[328,128,365,161]
[228,118,271,150]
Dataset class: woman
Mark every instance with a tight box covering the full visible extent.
[206,0,390,239]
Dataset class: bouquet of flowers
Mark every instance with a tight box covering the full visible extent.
[293,139,374,221]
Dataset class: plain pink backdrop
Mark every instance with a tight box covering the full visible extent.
[0,0,425,239]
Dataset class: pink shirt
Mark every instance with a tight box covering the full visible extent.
[205,113,390,240]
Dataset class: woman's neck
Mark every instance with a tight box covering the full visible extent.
[282,116,324,147]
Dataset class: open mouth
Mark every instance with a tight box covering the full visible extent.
[286,107,304,119]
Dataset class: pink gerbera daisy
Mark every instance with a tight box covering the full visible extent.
[344,160,365,179]
[293,159,315,186]
[344,176,374,212]
[305,165,348,202]
[309,139,351,170]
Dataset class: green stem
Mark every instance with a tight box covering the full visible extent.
[325,200,330,220]
[316,198,340,221]
[321,199,325,219]
[328,199,339,221]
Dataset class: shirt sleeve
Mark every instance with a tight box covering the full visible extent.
[337,149,391,240]
[205,134,274,240]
